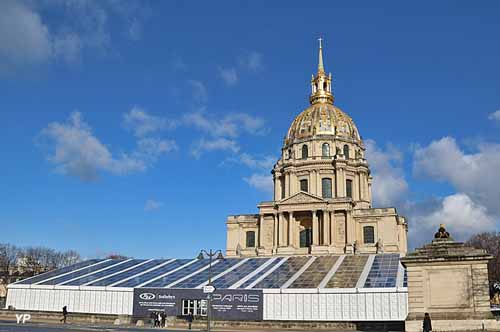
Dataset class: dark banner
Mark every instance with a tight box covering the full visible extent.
[132,288,263,321]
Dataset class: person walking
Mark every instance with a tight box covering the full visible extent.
[186,311,194,330]
[423,312,432,332]
[161,312,167,327]
[60,306,68,324]
[157,312,163,328]
[149,311,155,328]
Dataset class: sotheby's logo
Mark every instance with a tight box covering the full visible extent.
[139,293,155,300]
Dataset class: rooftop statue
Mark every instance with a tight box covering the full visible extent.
[434,224,451,239]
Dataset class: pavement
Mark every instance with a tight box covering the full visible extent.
[0,321,362,332]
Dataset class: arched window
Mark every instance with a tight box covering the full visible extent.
[301,145,308,159]
[246,231,256,248]
[343,144,350,159]
[346,179,353,198]
[300,179,308,192]
[363,226,375,244]
[323,82,327,90]
[322,178,332,198]
[322,143,330,158]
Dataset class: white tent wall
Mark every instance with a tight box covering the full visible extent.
[6,286,409,321]
[263,288,408,321]
[6,286,133,315]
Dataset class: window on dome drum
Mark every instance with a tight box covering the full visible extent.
[300,179,308,192]
[301,145,308,159]
[363,226,375,244]
[346,179,353,198]
[343,144,350,159]
[246,231,255,248]
[322,178,332,198]
[322,143,330,158]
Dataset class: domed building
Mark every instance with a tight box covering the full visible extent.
[227,41,408,257]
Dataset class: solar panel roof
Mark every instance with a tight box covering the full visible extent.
[13,254,406,290]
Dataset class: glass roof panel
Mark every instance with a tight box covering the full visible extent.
[16,259,103,285]
[253,256,310,289]
[289,256,338,288]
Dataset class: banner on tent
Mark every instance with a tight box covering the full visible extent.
[132,288,263,320]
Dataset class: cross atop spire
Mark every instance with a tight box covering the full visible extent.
[318,37,325,73]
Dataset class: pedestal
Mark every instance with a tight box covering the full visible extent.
[401,238,497,332]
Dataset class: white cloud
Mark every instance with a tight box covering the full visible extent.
[39,112,174,181]
[238,51,263,72]
[191,138,240,158]
[226,113,269,136]
[184,112,268,139]
[226,153,275,170]
[218,67,238,86]
[0,0,149,72]
[411,193,496,242]
[134,138,177,161]
[0,1,53,71]
[488,110,500,123]
[414,136,500,215]
[144,199,163,212]
[53,32,83,64]
[365,139,408,207]
[123,107,176,137]
[184,112,237,138]
[244,174,273,194]
[187,80,208,105]
[128,19,143,41]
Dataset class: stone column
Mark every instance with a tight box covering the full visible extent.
[329,210,335,247]
[316,171,321,197]
[323,210,330,245]
[311,170,317,196]
[312,210,319,245]
[278,212,285,247]
[354,174,360,201]
[273,213,278,249]
[257,215,262,248]
[290,172,297,195]
[346,210,355,245]
[274,174,281,201]
[285,173,290,197]
[288,211,294,248]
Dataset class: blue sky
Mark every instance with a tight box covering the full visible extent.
[1,1,499,259]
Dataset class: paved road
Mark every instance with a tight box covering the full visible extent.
[0,321,192,332]
[0,321,361,332]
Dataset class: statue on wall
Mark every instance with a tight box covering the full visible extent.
[376,238,384,253]
[434,224,451,239]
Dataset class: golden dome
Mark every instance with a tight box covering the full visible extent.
[286,102,361,143]
[285,39,361,145]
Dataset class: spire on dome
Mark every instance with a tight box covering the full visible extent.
[318,37,325,73]
[309,37,334,105]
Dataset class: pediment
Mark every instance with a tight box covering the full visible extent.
[278,192,326,205]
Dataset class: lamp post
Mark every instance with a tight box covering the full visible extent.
[197,249,224,332]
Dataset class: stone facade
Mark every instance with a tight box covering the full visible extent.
[401,237,499,332]
[226,41,408,257]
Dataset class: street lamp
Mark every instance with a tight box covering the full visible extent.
[197,249,224,332]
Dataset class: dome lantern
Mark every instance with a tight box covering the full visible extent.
[309,37,334,105]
